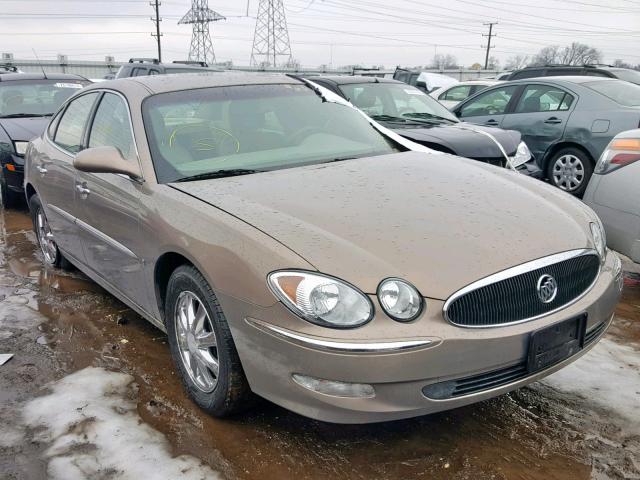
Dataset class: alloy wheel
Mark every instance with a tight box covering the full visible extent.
[36,208,58,265]
[552,154,585,192]
[174,291,220,393]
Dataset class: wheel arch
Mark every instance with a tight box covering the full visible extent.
[542,142,595,171]
[154,251,197,324]
[25,183,37,204]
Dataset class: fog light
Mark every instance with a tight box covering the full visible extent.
[292,374,375,398]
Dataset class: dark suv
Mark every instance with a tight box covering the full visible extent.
[505,65,640,85]
[115,58,222,78]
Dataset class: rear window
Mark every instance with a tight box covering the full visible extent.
[583,80,640,106]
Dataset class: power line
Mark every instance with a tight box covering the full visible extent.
[150,0,162,62]
[482,22,497,69]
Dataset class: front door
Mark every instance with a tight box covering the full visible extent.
[456,85,520,128]
[500,83,574,164]
[37,92,101,262]
[73,92,148,309]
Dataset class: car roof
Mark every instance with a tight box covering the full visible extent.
[97,72,304,95]
[505,75,614,85]
[0,72,89,82]
[310,75,402,86]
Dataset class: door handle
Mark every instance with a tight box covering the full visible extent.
[544,117,562,124]
[484,119,499,126]
[36,165,48,174]
[75,183,90,196]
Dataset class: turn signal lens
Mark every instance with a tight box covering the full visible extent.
[268,271,373,329]
[595,137,640,174]
[610,138,640,151]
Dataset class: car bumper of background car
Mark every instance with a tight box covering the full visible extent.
[223,252,622,424]
[2,156,25,192]
[516,159,544,179]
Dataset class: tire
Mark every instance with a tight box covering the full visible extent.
[165,265,253,416]
[546,147,593,197]
[0,174,20,208]
[29,195,73,270]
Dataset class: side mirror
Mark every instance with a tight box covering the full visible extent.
[74,146,142,180]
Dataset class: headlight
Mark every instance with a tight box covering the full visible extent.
[268,271,373,329]
[590,221,606,263]
[13,141,28,156]
[377,278,423,322]
[509,141,531,168]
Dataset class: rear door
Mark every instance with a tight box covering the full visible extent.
[73,91,148,308]
[500,83,575,163]
[38,91,100,261]
[455,85,521,127]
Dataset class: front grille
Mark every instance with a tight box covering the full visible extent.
[422,320,607,400]
[445,252,600,327]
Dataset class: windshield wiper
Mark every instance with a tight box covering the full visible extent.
[402,112,457,123]
[371,114,410,123]
[0,113,51,119]
[175,168,262,182]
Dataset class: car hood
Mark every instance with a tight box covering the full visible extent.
[0,117,50,142]
[391,122,521,159]
[172,151,595,300]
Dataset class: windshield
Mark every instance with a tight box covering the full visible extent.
[584,80,640,106]
[143,83,402,183]
[611,69,640,85]
[0,79,88,117]
[339,83,459,124]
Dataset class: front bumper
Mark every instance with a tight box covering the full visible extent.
[223,252,622,424]
[1,155,25,192]
[516,159,544,179]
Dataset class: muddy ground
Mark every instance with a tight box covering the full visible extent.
[0,206,638,480]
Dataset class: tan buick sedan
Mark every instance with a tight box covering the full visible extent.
[24,74,623,424]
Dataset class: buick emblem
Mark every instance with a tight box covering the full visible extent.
[536,274,558,304]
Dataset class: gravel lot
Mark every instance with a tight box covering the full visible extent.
[0,206,638,480]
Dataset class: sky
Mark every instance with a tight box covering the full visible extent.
[0,0,639,68]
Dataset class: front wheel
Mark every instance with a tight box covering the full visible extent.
[546,148,593,197]
[165,265,253,416]
[29,195,72,270]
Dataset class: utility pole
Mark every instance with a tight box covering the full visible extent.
[151,0,162,62]
[482,22,497,70]
[178,0,226,65]
[250,0,292,68]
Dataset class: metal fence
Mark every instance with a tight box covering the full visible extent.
[2,56,502,81]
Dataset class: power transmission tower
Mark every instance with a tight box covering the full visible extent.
[150,0,162,62]
[482,22,497,70]
[250,0,292,68]
[178,0,226,65]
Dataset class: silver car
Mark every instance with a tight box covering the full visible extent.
[584,130,640,263]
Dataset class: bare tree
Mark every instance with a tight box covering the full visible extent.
[559,42,601,65]
[505,55,529,70]
[532,46,560,66]
[430,54,458,69]
[487,56,500,70]
[532,43,601,66]
[613,59,633,68]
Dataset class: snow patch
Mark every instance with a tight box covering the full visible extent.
[543,338,640,426]
[23,367,220,480]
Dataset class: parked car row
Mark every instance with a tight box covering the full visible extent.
[19,72,623,424]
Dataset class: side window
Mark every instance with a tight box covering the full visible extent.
[511,69,542,80]
[559,93,574,110]
[132,67,147,77]
[459,86,518,118]
[53,93,99,153]
[395,72,409,83]
[88,93,135,161]
[441,85,473,102]
[514,85,572,113]
[148,69,160,75]
[47,110,63,139]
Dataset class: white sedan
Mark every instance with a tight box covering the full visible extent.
[430,80,502,109]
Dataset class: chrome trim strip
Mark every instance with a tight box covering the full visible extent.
[443,249,601,329]
[75,217,138,259]
[47,204,76,224]
[246,318,434,354]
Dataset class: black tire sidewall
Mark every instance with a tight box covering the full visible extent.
[546,147,593,197]
[165,266,237,414]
